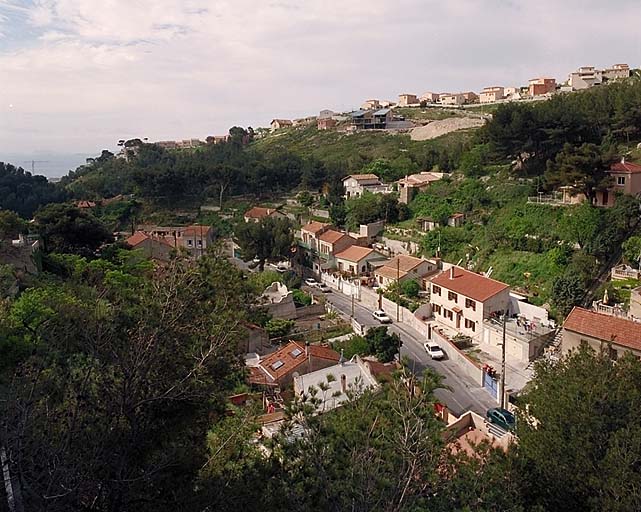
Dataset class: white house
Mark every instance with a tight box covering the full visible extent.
[334,246,387,276]
[342,174,390,198]
[293,356,380,413]
[430,266,510,337]
[374,255,439,289]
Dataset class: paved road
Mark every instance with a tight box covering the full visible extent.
[318,288,497,417]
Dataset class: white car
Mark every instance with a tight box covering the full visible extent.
[304,278,319,287]
[318,283,332,293]
[424,341,445,360]
[372,310,392,324]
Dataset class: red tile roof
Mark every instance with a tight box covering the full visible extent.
[386,254,426,273]
[244,206,276,219]
[431,266,509,302]
[248,341,340,386]
[610,161,641,174]
[182,225,212,237]
[301,221,330,235]
[563,307,641,351]
[334,246,376,263]
[126,231,149,247]
[319,229,352,245]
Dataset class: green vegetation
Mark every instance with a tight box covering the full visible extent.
[265,317,295,338]
[234,217,294,271]
[0,161,68,217]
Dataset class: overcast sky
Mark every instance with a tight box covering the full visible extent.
[1,0,640,156]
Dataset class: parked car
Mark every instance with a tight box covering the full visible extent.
[423,341,444,360]
[318,283,332,293]
[304,278,319,287]
[486,407,516,431]
[372,310,392,324]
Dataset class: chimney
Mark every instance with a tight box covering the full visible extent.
[449,266,455,279]
[441,405,449,424]
[339,349,345,365]
[340,374,347,393]
[622,156,626,164]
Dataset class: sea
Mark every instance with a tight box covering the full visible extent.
[0,152,98,181]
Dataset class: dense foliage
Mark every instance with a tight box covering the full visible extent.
[0,162,68,217]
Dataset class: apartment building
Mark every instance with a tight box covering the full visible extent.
[398,93,419,106]
[479,86,504,103]
[528,78,556,96]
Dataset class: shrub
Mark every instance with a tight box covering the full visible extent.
[265,318,295,339]
[401,279,420,298]
[292,289,312,308]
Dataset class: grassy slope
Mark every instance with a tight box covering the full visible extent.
[252,124,474,169]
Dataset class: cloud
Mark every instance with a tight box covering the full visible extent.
[0,0,640,154]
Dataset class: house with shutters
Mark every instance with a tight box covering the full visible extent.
[430,266,510,338]
[298,221,356,274]
[334,246,388,276]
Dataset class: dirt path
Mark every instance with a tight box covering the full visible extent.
[410,117,485,141]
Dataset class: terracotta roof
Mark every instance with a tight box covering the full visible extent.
[334,246,376,263]
[182,225,212,237]
[610,161,641,174]
[301,221,330,235]
[387,254,426,273]
[319,229,352,245]
[375,266,409,280]
[244,206,275,219]
[248,341,340,386]
[271,119,292,125]
[450,213,465,219]
[563,307,641,351]
[431,267,509,302]
[308,344,341,362]
[126,231,149,247]
[343,174,380,182]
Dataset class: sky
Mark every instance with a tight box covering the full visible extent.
[1,0,641,164]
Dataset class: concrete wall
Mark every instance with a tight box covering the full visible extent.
[630,287,641,323]
[432,326,483,385]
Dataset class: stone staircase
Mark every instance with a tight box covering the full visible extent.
[486,421,509,439]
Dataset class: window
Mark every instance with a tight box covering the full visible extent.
[608,346,618,361]
[433,304,442,315]
[187,239,193,247]
[290,348,303,358]
[432,285,441,296]
[465,298,476,311]
[197,240,203,247]
[444,309,453,321]
[465,318,476,332]
[271,360,284,370]
[448,291,458,302]
[617,176,626,186]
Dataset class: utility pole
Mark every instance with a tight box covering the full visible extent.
[500,311,507,409]
[396,257,400,322]
[351,281,355,317]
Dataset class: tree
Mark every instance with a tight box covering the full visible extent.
[0,254,248,511]
[545,143,611,203]
[265,318,295,338]
[297,190,313,208]
[623,235,641,267]
[559,202,602,250]
[364,326,402,363]
[234,217,294,272]
[551,273,585,316]
[515,348,641,511]
[34,203,114,256]
[0,209,26,240]
[401,279,420,298]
